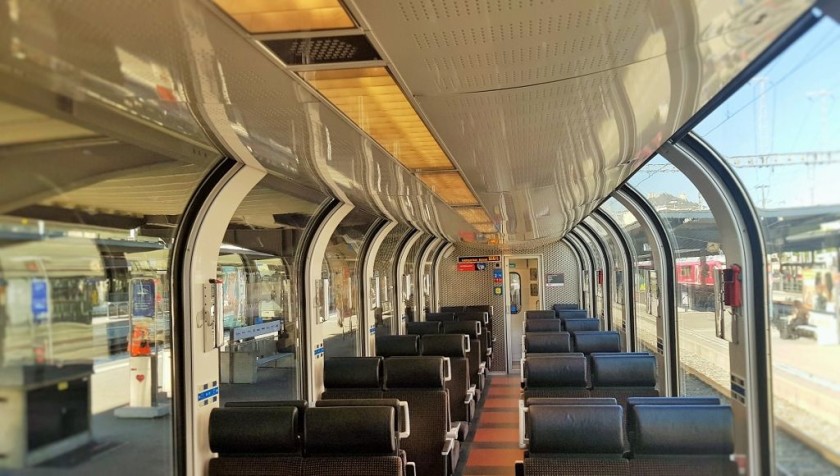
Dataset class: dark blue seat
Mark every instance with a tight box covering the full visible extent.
[630,405,737,475]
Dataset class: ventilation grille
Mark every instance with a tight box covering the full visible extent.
[263,35,380,65]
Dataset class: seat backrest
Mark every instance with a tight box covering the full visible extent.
[525,354,588,388]
[421,334,471,422]
[523,405,629,475]
[439,305,465,314]
[302,406,405,476]
[315,398,407,436]
[376,335,420,357]
[590,354,659,406]
[465,304,493,317]
[525,397,616,407]
[426,312,457,322]
[572,331,621,354]
[525,332,572,354]
[552,303,581,311]
[632,405,734,455]
[528,405,626,454]
[322,357,384,399]
[562,318,601,332]
[383,356,451,476]
[557,309,588,320]
[457,310,489,325]
[626,397,720,438]
[208,406,303,476]
[525,319,563,333]
[407,321,441,336]
[526,310,557,320]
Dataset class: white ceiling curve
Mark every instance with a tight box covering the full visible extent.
[348,0,813,248]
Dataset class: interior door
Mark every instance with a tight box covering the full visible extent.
[506,257,542,371]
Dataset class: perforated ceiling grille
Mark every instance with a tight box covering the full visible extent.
[263,35,380,65]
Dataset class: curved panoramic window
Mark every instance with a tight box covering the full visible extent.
[694,16,840,474]
[601,198,660,353]
[0,100,215,473]
[370,224,410,337]
[216,178,328,401]
[585,217,626,331]
[629,155,730,398]
[320,208,378,358]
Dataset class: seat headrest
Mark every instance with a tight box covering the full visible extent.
[420,334,467,358]
[528,405,625,454]
[526,310,557,320]
[552,303,580,311]
[324,357,382,389]
[225,400,307,410]
[627,396,720,408]
[210,407,299,455]
[558,309,589,319]
[426,312,456,322]
[572,331,621,354]
[375,335,419,357]
[466,305,493,315]
[633,405,734,454]
[525,397,617,407]
[384,356,445,389]
[439,306,465,313]
[314,398,403,434]
[442,320,481,339]
[456,311,488,324]
[407,321,441,336]
[304,406,396,456]
[563,318,601,332]
[525,332,571,353]
[525,354,587,387]
[525,320,563,333]
[591,354,657,387]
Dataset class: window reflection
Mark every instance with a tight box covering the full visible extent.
[0,100,213,473]
[371,225,409,336]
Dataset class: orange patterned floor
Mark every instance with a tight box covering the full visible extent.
[459,375,524,476]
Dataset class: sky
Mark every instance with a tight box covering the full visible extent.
[631,15,840,210]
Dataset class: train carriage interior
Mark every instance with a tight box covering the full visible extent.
[1,1,839,475]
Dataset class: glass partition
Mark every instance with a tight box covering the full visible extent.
[0,100,215,473]
[601,197,660,353]
[216,178,327,402]
[694,16,840,474]
[628,155,730,398]
[320,209,378,358]
[370,224,410,336]
[575,228,606,320]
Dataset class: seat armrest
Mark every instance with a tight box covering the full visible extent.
[465,385,476,404]
[406,462,417,476]
[518,399,528,449]
[441,438,455,456]
[478,361,486,374]
[446,421,462,440]
[515,461,525,476]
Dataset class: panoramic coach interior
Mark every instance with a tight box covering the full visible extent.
[1,1,839,475]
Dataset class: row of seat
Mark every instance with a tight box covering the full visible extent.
[209,402,414,476]
[322,356,462,476]
[516,400,737,475]
[529,308,589,320]
[375,333,478,426]
[523,316,601,333]
[523,330,620,354]
[429,306,494,371]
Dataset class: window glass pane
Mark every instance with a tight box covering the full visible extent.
[585,217,626,330]
[401,237,423,324]
[371,225,410,336]
[601,198,659,353]
[695,17,840,473]
[320,209,378,358]
[217,178,327,402]
[0,100,214,473]
[628,155,730,399]
[576,229,605,320]
[421,242,438,316]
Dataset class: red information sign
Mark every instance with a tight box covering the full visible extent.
[457,262,477,272]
